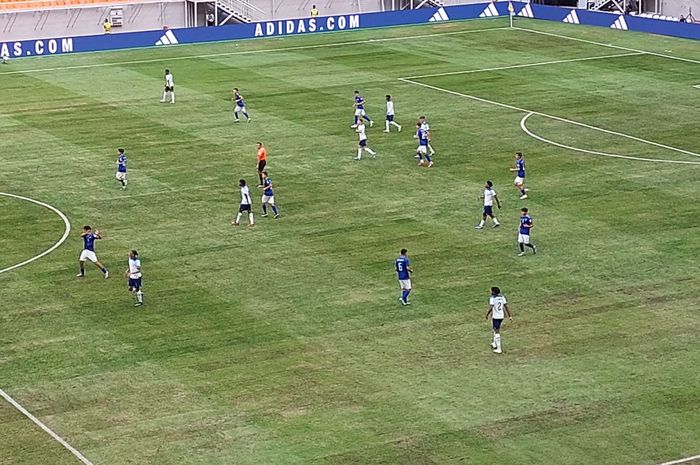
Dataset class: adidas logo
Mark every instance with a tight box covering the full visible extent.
[155,30,179,46]
[429,7,450,22]
[479,3,499,17]
[610,15,628,30]
[562,10,580,24]
[517,4,534,17]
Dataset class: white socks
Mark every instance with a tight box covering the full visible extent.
[365,147,376,155]
[136,291,143,304]
[248,213,254,225]
[235,212,242,224]
[478,220,485,227]
[493,218,500,225]
[494,334,502,352]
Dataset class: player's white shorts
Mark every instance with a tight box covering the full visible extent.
[417,145,428,155]
[398,279,412,290]
[514,176,524,185]
[79,250,98,262]
[518,233,530,244]
[116,172,126,181]
[261,195,275,205]
[234,105,246,113]
[354,108,366,117]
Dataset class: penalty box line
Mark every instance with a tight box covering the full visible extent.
[397,78,700,161]
[0,388,96,465]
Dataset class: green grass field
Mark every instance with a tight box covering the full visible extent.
[1,16,699,465]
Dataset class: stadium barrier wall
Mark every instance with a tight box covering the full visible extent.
[2,1,699,59]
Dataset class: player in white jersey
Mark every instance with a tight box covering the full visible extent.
[124,250,144,306]
[418,116,436,156]
[354,120,376,160]
[232,179,255,226]
[1,51,9,64]
[383,95,402,133]
[160,69,175,104]
[475,180,501,229]
[486,286,512,354]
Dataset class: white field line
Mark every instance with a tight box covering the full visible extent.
[0,26,510,77]
[514,26,700,66]
[519,112,700,165]
[0,388,95,465]
[401,51,644,79]
[693,84,700,89]
[398,78,700,162]
[656,455,700,465]
[0,192,71,274]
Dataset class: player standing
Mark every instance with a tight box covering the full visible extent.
[233,87,251,123]
[160,69,175,104]
[125,250,144,306]
[354,119,376,160]
[510,152,529,199]
[517,207,537,256]
[351,90,373,128]
[395,248,413,306]
[416,123,433,167]
[383,95,402,133]
[256,142,267,186]
[486,286,512,354]
[475,181,501,229]
[77,226,109,278]
[259,171,280,219]
[418,116,436,156]
[232,179,255,227]
[115,148,127,190]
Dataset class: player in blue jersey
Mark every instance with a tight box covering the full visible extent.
[125,249,143,306]
[517,207,536,256]
[77,225,109,278]
[115,148,127,190]
[486,286,512,354]
[232,87,251,123]
[395,248,413,306]
[351,90,373,128]
[258,171,280,219]
[418,116,436,156]
[475,181,501,229]
[416,123,433,168]
[509,152,529,199]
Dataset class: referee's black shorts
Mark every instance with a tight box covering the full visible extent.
[257,160,266,172]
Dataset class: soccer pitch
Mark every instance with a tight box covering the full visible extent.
[1,16,699,465]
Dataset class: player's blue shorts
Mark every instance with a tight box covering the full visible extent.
[239,204,251,213]
[128,277,142,289]
[484,205,493,216]
[492,318,503,330]
[359,139,367,147]
[386,115,394,122]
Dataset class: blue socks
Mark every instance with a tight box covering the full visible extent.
[363,115,372,122]
[262,204,267,215]
[272,206,279,215]
[425,154,432,163]
[100,267,107,274]
[401,289,410,302]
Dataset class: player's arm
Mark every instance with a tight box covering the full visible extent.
[495,193,502,209]
[526,219,533,229]
[486,304,493,320]
[509,166,517,172]
[504,303,513,321]
[94,230,102,239]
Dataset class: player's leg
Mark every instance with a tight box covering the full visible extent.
[248,211,255,226]
[392,120,402,131]
[93,258,109,278]
[364,145,376,157]
[428,143,435,156]
[425,153,433,168]
[493,328,502,353]
[268,196,279,218]
[384,117,390,133]
[518,234,526,256]
[523,235,536,253]
[491,212,500,227]
[77,258,86,277]
[241,106,250,121]
[161,88,167,102]
[476,210,488,229]
[134,279,143,305]
[261,197,268,216]
[170,87,175,103]
[402,281,412,305]
[233,205,243,225]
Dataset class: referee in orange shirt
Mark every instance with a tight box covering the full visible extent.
[256,142,267,186]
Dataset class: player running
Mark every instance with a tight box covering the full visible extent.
[115,148,127,190]
[416,123,433,167]
[383,95,402,133]
[232,179,255,227]
[396,248,413,306]
[77,225,109,278]
[351,90,373,128]
[475,181,501,229]
[510,152,529,199]
[517,207,537,256]
[259,171,280,219]
[233,87,251,123]
[256,142,267,186]
[160,69,175,104]
[486,286,512,354]
[125,250,144,306]
[354,119,376,160]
